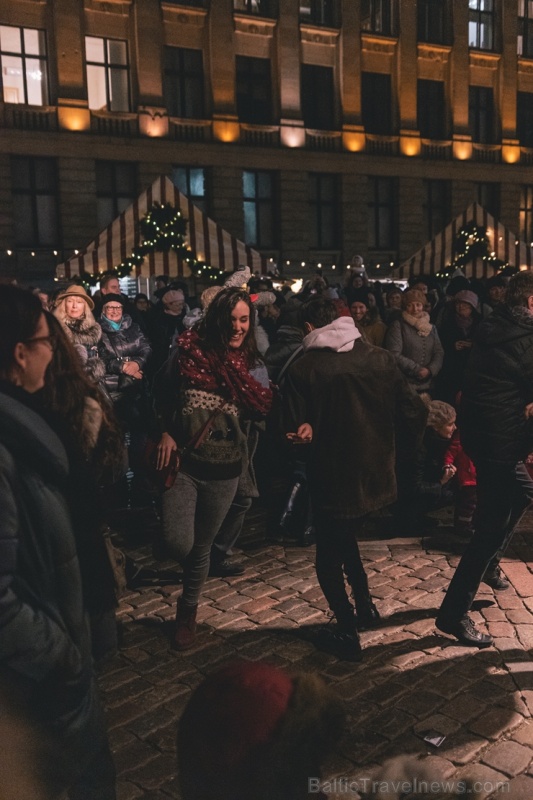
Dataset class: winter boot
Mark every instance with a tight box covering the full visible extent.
[174,598,198,650]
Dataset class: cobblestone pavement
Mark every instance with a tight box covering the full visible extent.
[102,504,533,800]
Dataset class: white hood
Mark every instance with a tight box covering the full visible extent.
[302,315,362,353]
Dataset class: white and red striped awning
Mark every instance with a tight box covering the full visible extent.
[396,203,533,279]
[58,175,266,280]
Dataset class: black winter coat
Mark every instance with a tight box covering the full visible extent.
[264,324,304,384]
[99,313,152,392]
[461,304,533,465]
[0,387,107,793]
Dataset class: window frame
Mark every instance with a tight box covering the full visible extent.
[520,185,533,245]
[417,0,451,45]
[233,0,277,17]
[469,85,495,144]
[361,72,394,136]
[85,36,131,113]
[299,1,339,27]
[361,0,398,37]
[309,173,339,250]
[242,169,276,249]
[301,64,336,130]
[368,176,396,251]
[11,155,60,247]
[95,161,137,231]
[0,24,49,106]
[236,55,274,125]
[518,0,533,58]
[164,46,205,119]
[468,0,495,51]
[423,180,450,240]
[417,79,447,140]
[171,166,210,214]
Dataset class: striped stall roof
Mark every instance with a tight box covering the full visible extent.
[396,203,533,279]
[58,175,266,280]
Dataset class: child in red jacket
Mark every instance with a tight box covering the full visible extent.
[443,428,476,537]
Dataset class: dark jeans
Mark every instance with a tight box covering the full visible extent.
[438,461,533,623]
[314,513,370,614]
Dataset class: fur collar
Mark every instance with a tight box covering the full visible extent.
[402,311,433,337]
[64,317,102,345]
[510,305,533,327]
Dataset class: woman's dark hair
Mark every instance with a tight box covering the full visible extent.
[41,313,124,474]
[0,285,43,380]
[198,287,258,365]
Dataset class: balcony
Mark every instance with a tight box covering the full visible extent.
[306,129,342,151]
[421,139,453,160]
[90,111,138,137]
[241,123,280,147]
[365,134,399,156]
[472,143,501,163]
[1,104,58,132]
[170,118,212,142]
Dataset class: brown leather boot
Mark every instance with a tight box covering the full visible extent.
[174,599,198,650]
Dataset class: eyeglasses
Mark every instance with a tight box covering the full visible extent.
[105,305,123,312]
[23,335,55,350]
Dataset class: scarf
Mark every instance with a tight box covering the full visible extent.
[402,310,433,337]
[102,315,121,331]
[177,329,273,417]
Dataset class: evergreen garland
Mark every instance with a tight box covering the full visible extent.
[78,203,226,287]
[437,222,509,278]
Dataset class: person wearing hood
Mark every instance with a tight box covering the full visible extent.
[147,286,189,375]
[435,289,482,405]
[436,271,533,648]
[283,297,427,661]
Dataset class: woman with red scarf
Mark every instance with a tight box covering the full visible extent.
[156,288,273,649]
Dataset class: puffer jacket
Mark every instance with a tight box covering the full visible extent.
[99,313,152,391]
[0,386,107,792]
[460,304,533,465]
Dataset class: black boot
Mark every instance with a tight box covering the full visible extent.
[483,562,510,591]
[355,599,381,631]
[317,605,362,662]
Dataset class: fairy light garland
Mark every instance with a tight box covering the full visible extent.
[435,222,511,278]
[77,203,226,287]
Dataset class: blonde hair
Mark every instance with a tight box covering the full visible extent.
[53,296,97,330]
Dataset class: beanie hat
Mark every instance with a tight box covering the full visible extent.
[427,400,456,429]
[401,289,426,309]
[224,266,251,289]
[454,289,478,310]
[177,660,344,800]
[55,283,94,311]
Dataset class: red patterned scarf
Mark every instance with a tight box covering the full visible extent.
[177,329,273,416]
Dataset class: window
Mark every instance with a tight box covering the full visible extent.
[368,177,396,250]
[164,47,204,119]
[243,170,275,248]
[172,167,209,214]
[520,186,533,244]
[423,180,450,239]
[361,0,397,36]
[96,162,136,230]
[309,174,338,250]
[417,80,447,140]
[518,1,533,58]
[236,56,273,125]
[361,73,393,135]
[469,86,495,144]
[468,0,494,51]
[301,65,335,130]
[86,36,130,112]
[0,25,48,105]
[11,157,59,247]
[233,0,277,16]
[477,182,500,218]
[417,0,451,45]
[299,1,339,27]
[518,92,533,147]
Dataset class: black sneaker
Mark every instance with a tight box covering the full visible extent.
[483,566,510,591]
[355,602,381,631]
[208,559,245,578]
[435,615,493,648]
[316,628,363,662]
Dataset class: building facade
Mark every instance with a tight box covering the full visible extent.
[2,0,533,283]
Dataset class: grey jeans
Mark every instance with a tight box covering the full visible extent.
[162,471,239,606]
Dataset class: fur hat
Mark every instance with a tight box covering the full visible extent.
[427,400,456,429]
[177,660,344,800]
[224,266,251,289]
[401,289,426,309]
[454,289,479,310]
[101,293,126,309]
[55,284,94,311]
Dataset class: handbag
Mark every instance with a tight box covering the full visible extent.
[145,403,226,491]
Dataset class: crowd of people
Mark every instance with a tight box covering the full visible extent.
[1,260,533,799]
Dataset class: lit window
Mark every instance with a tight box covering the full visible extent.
[0,25,48,105]
[468,0,494,51]
[86,36,130,113]
[299,1,338,27]
[361,0,397,36]
[233,0,277,16]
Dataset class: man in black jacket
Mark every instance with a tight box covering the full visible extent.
[436,271,533,647]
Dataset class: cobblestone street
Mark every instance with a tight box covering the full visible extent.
[103,504,533,800]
